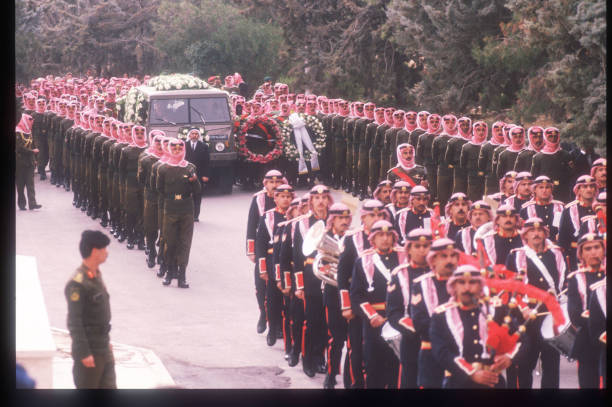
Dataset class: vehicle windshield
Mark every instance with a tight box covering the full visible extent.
[149,97,230,125]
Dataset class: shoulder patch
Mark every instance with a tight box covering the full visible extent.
[69,289,80,302]
[435,301,458,314]
[413,271,434,284]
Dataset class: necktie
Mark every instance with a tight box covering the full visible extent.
[192,141,196,150]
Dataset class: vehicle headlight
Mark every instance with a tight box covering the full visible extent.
[215,142,225,152]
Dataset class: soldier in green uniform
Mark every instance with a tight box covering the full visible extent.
[150,137,172,278]
[110,123,131,241]
[496,125,525,180]
[387,143,428,187]
[395,110,415,152]
[382,110,405,179]
[104,121,120,232]
[409,111,429,151]
[69,111,84,207]
[514,126,543,172]
[119,125,148,250]
[343,102,361,193]
[60,102,76,191]
[76,112,93,209]
[32,98,49,180]
[490,124,512,195]
[156,139,202,288]
[530,127,574,203]
[138,131,165,268]
[316,97,333,184]
[48,99,63,186]
[354,102,375,199]
[53,100,69,189]
[446,116,471,194]
[331,100,349,189]
[65,230,115,389]
[416,113,441,202]
[478,121,505,196]
[433,114,457,207]
[81,115,99,215]
[368,107,390,195]
[460,121,488,201]
[95,118,114,227]
[15,113,42,210]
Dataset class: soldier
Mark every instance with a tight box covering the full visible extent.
[481,205,524,266]
[505,218,567,388]
[109,123,131,241]
[367,107,388,195]
[316,97,334,185]
[50,100,67,188]
[156,139,201,288]
[354,102,375,199]
[387,143,428,187]
[487,171,517,207]
[430,265,521,388]
[514,126,544,172]
[138,131,165,268]
[98,118,116,228]
[75,112,92,209]
[387,228,432,388]
[385,181,412,223]
[82,115,103,218]
[461,121,487,201]
[256,184,295,347]
[416,113,442,201]
[587,277,606,388]
[567,233,606,388]
[530,127,574,202]
[496,126,526,181]
[344,101,362,193]
[32,98,49,180]
[590,158,606,193]
[350,219,404,388]
[520,176,566,242]
[69,110,84,207]
[321,203,352,388]
[90,116,110,219]
[505,171,533,213]
[558,175,598,270]
[394,111,413,154]
[373,179,392,205]
[410,111,429,152]
[60,102,77,191]
[331,100,349,189]
[15,113,42,210]
[411,238,459,388]
[578,192,606,239]
[150,137,172,278]
[455,201,493,256]
[381,110,405,179]
[395,185,435,244]
[337,199,386,388]
[65,230,115,388]
[433,114,457,207]
[246,170,284,333]
[478,121,506,196]
[441,193,471,241]
[446,116,472,194]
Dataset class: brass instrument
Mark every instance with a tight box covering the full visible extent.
[302,220,350,287]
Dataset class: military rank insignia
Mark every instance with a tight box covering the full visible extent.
[70,290,80,302]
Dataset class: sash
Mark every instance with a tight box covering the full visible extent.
[593,281,606,318]
[352,231,366,256]
[264,210,275,245]
[396,268,411,311]
[483,234,497,265]
[362,253,376,292]
[575,273,587,311]
[522,247,560,293]
[420,276,439,317]
[568,204,581,237]
[391,167,417,187]
[373,253,392,283]
[446,304,490,359]
[461,228,473,255]
[256,191,267,216]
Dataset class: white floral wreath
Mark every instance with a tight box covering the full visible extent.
[280,113,327,162]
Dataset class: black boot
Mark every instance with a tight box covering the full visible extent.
[157,262,167,278]
[40,172,47,181]
[177,265,189,288]
[302,358,316,378]
[109,219,116,235]
[288,352,299,367]
[276,325,283,339]
[162,264,175,286]
[81,199,88,212]
[146,249,156,269]
[50,174,56,185]
[64,180,70,191]
[90,206,99,220]
[323,374,336,389]
[137,234,146,251]
[266,327,276,346]
[100,211,109,228]
[126,232,135,249]
[72,192,78,207]
[117,227,127,242]
[256,312,267,334]
[86,203,93,216]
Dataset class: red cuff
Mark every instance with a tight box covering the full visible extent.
[275,264,281,281]
[505,341,521,359]
[454,357,476,376]
[360,302,377,320]
[340,290,351,310]
[600,332,606,344]
[247,239,255,255]
[399,316,415,332]
[284,272,292,288]
[295,272,304,290]
[258,258,267,274]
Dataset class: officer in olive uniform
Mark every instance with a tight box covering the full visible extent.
[354,103,375,199]
[461,121,487,201]
[15,114,42,210]
[65,230,115,389]
[416,114,441,202]
[157,139,202,288]
[331,101,349,189]
[367,108,389,195]
[432,122,454,207]
[32,98,49,180]
[343,102,361,193]
[446,117,471,194]
[386,143,427,186]
[530,127,574,203]
[149,137,171,278]
[478,121,505,196]
[98,119,117,227]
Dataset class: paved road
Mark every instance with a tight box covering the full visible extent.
[16,176,580,388]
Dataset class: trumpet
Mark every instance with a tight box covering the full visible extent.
[302,220,358,287]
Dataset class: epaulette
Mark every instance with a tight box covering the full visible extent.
[581,215,596,221]
[565,200,579,209]
[413,271,434,284]
[345,226,364,236]
[391,264,410,276]
[435,301,458,314]
[521,200,535,209]
[567,268,588,279]
[72,270,84,284]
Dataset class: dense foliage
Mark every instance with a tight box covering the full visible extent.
[15,0,606,147]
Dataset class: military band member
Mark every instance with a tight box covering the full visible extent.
[246,170,283,333]
[373,179,392,205]
[320,203,352,388]
[530,127,574,202]
[558,175,598,270]
[478,121,506,196]
[387,143,428,187]
[590,158,606,193]
[387,228,432,388]
[587,277,606,388]
[481,205,523,266]
[461,121,487,201]
[367,108,389,195]
[337,200,386,388]
[395,185,434,244]
[446,116,471,194]
[256,184,295,347]
[441,193,471,241]
[292,185,333,377]
[433,114,458,207]
[505,218,567,388]
[156,139,201,288]
[567,233,606,388]
[505,171,533,213]
[487,170,517,207]
[409,111,429,150]
[416,113,442,201]
[411,238,459,388]
[350,220,405,388]
[455,201,493,256]
[514,126,544,173]
[354,102,375,199]
[578,192,606,240]
[520,176,565,241]
[496,126,526,181]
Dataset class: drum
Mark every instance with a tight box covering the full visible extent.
[381,321,402,360]
[540,299,578,359]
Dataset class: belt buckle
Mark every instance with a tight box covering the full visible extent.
[175,194,182,200]
[553,180,559,185]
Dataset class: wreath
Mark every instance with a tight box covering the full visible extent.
[280,113,327,162]
[236,115,283,164]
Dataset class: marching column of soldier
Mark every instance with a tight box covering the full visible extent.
[17,74,606,388]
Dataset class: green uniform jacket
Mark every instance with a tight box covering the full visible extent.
[156,162,201,215]
[513,149,536,173]
[496,149,520,179]
[530,150,573,202]
[16,131,37,168]
[432,134,452,176]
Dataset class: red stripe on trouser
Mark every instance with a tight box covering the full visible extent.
[600,375,603,389]
[302,296,307,358]
[516,364,519,389]
[326,307,332,374]
[398,364,402,389]
[347,336,355,386]
[282,306,288,353]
